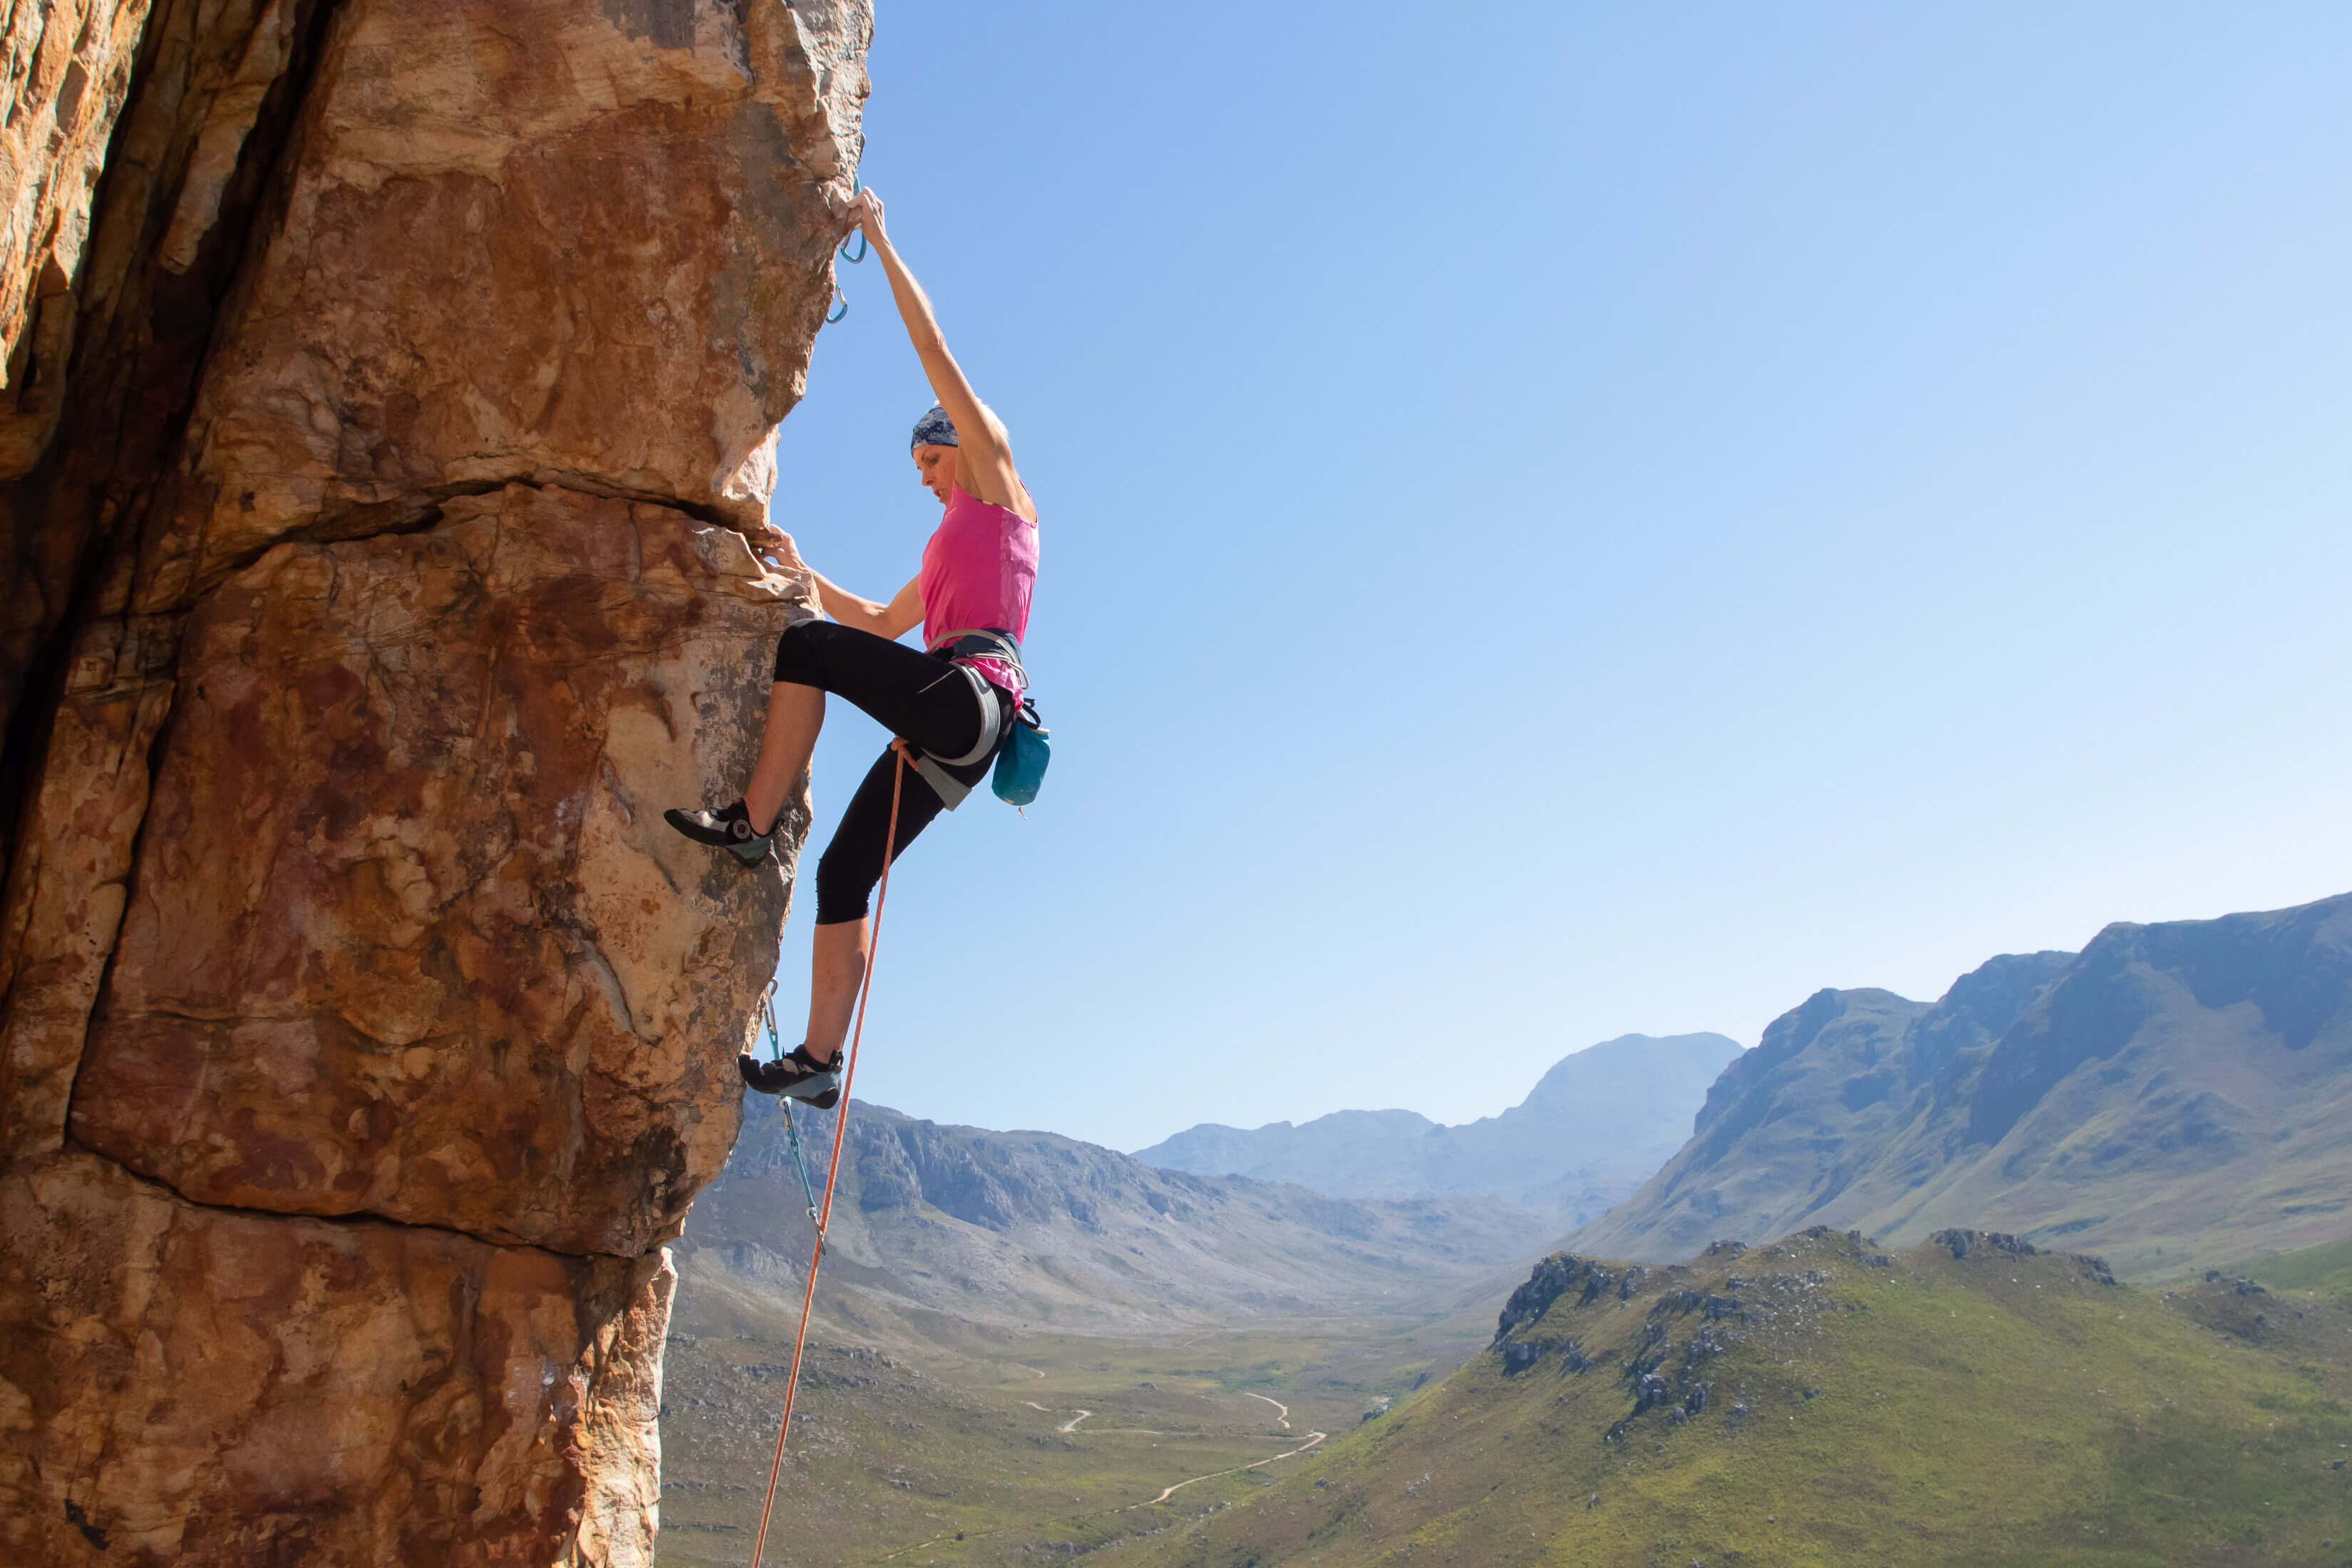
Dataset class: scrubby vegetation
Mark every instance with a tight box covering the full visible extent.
[1105,1228,2352,1567]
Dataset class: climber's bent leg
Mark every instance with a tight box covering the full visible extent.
[802,918,870,1061]
[743,680,824,834]
[736,918,867,1102]
[770,619,992,760]
[782,742,954,1063]
[738,741,947,1098]
[667,621,987,864]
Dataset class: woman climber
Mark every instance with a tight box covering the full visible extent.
[666,187,1038,1110]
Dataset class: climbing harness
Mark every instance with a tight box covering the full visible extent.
[746,740,910,1568]
[921,628,1051,810]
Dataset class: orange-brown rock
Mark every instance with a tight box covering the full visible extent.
[71,484,803,1255]
[1,1152,674,1563]
[0,0,155,474]
[0,0,872,1559]
[146,0,866,612]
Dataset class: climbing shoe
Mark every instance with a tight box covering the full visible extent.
[739,1043,842,1109]
[664,798,772,866]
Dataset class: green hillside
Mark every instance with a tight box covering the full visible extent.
[1105,1229,2352,1567]
[2239,1232,2352,1296]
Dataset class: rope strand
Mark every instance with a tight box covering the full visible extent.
[748,741,910,1568]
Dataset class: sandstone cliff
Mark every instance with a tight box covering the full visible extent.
[0,2,869,1562]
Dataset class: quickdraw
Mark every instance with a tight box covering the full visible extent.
[760,981,823,1232]
[825,173,868,324]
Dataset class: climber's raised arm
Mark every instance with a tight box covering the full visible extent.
[847,188,1033,521]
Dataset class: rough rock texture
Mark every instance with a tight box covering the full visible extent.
[0,1,870,1561]
[0,0,326,786]
[70,486,798,1255]
[0,0,156,473]
[142,0,867,612]
[3,1152,677,1563]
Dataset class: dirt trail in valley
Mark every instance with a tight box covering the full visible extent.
[1140,1430,1327,1506]
[1242,1391,1291,1429]
[875,1424,1331,1561]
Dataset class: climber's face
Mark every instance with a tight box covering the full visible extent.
[913,443,956,502]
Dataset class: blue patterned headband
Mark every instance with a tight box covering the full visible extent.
[910,405,958,449]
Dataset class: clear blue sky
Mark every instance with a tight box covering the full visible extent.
[763,1,2352,1154]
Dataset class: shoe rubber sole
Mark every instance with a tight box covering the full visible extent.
[739,1051,842,1107]
[667,805,772,866]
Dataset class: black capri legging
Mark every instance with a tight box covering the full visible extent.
[773,619,1011,925]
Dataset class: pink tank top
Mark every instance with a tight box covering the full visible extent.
[919,483,1038,695]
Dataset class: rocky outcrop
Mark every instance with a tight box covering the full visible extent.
[0,1,870,1561]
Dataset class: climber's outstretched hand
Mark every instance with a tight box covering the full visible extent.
[753,522,805,569]
[847,187,887,247]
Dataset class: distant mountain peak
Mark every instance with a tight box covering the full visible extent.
[1131,1031,1743,1223]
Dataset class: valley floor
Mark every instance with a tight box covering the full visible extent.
[656,1308,1481,1567]
[659,1229,2352,1568]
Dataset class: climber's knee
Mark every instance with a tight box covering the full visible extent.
[813,839,878,926]
[773,619,838,686]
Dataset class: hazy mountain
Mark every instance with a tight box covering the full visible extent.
[1110,1228,2352,1567]
[675,1097,1559,1340]
[1572,891,2352,1275]
[1133,1032,1744,1225]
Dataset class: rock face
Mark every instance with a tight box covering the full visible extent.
[69,485,797,1255]
[1572,893,2352,1276]
[0,0,155,475]
[0,1,870,1562]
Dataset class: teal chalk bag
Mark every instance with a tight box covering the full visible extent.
[992,699,1049,807]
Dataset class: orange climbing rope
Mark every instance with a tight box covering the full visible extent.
[747,739,910,1568]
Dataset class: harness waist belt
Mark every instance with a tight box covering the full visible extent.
[928,627,1025,684]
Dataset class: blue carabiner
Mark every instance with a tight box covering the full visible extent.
[825,286,847,325]
[840,171,868,263]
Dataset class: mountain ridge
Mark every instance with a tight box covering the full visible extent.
[1573,891,2352,1276]
[676,1096,1559,1341]
[1133,1032,1743,1225]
